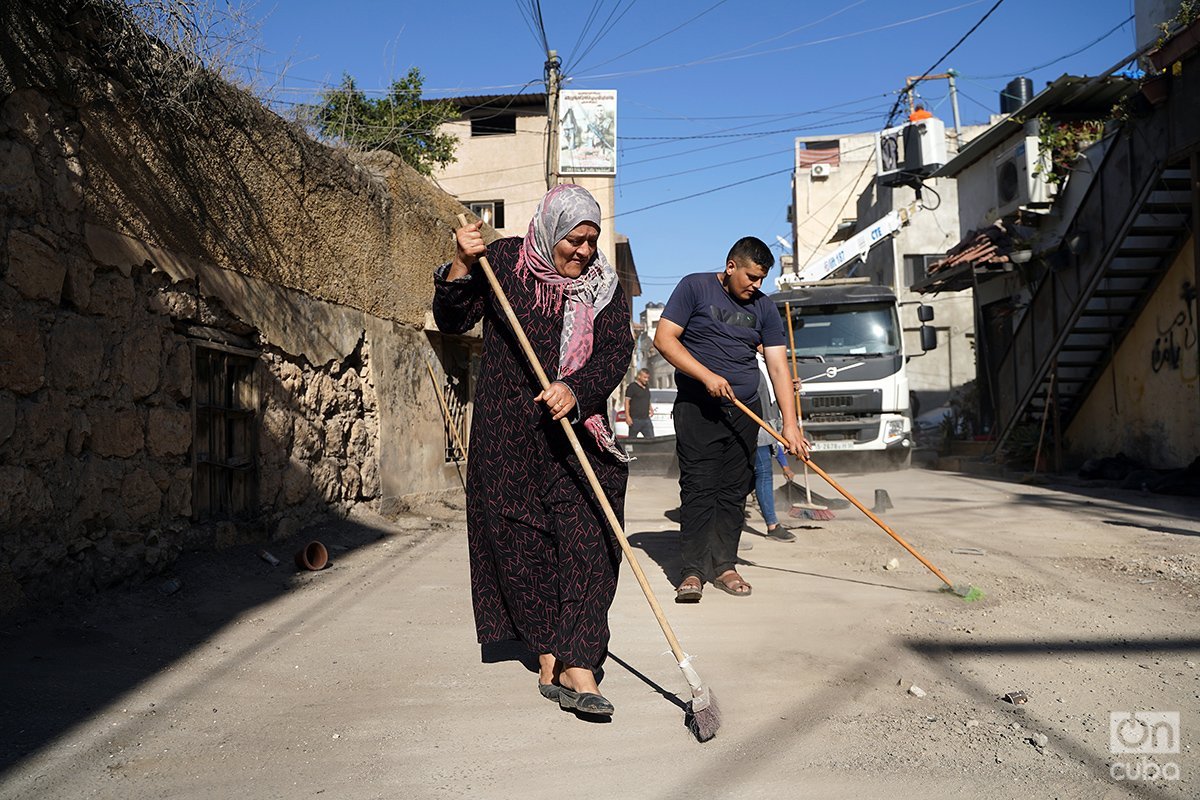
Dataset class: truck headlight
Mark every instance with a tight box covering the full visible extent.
[884,419,906,443]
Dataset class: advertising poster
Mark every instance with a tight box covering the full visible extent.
[559,89,616,176]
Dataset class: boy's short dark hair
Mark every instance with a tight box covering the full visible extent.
[726,236,774,270]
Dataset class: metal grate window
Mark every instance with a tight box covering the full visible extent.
[192,343,259,520]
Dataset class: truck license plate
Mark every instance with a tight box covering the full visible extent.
[810,440,855,451]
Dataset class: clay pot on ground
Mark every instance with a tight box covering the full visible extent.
[294,541,329,571]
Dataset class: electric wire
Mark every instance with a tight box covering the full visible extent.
[619,110,892,142]
[687,0,867,63]
[571,0,732,75]
[568,0,642,74]
[962,14,1134,80]
[884,0,1007,126]
[567,0,607,69]
[571,1,987,82]
[619,96,896,153]
[619,111,887,170]
[795,158,875,270]
[604,165,794,221]
[617,110,883,169]
[513,0,547,54]
[917,179,943,210]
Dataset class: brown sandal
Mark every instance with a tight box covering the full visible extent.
[675,576,703,603]
[712,571,752,597]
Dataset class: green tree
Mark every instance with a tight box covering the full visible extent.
[313,68,457,175]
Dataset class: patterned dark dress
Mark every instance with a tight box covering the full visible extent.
[432,237,633,669]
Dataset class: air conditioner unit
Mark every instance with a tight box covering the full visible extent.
[903,117,946,173]
[994,135,1054,217]
[876,118,946,187]
[810,162,831,178]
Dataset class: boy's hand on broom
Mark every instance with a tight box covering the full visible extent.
[781,421,810,461]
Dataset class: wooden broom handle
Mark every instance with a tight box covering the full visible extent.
[454,214,687,662]
[730,396,954,588]
[783,301,804,432]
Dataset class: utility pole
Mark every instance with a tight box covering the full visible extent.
[544,49,561,190]
[946,69,963,137]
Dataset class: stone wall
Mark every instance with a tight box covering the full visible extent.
[0,1,476,611]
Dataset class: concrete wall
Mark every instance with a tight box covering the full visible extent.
[0,1,470,610]
[1066,238,1199,468]
[789,133,878,276]
[1137,0,1185,53]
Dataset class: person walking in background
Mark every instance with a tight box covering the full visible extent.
[753,349,797,542]
[654,236,808,602]
[624,368,655,438]
[432,184,633,717]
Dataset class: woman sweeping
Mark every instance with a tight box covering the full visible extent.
[432,184,633,717]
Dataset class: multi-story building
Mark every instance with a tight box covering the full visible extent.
[786,119,991,415]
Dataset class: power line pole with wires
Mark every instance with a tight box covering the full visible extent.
[544,49,561,190]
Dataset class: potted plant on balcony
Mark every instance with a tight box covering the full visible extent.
[1149,0,1200,72]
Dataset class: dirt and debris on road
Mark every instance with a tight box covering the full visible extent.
[1,468,1196,799]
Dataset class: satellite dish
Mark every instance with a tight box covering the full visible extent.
[775,235,792,251]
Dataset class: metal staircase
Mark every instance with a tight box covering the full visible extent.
[990,125,1193,452]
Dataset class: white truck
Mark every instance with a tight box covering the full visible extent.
[772,278,936,466]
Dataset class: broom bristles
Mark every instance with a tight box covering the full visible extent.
[789,506,836,521]
[686,688,721,742]
[679,657,720,742]
[946,584,985,602]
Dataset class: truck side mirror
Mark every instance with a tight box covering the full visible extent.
[920,325,937,351]
[917,304,934,322]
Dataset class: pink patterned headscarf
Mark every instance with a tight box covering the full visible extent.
[515,184,627,461]
[516,184,619,375]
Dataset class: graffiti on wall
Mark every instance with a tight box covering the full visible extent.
[1151,281,1197,378]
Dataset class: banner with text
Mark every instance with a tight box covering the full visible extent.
[559,90,617,176]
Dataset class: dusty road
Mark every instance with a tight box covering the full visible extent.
[2,466,1198,799]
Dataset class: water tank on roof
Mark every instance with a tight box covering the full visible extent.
[1001,77,1033,114]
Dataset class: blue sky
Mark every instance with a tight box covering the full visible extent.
[246,0,1140,312]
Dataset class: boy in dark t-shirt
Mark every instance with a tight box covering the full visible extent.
[655,237,808,601]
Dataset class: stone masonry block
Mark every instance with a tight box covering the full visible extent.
[0,307,45,394]
[146,406,191,458]
[5,230,66,303]
[47,314,104,391]
[0,140,40,215]
[89,406,144,458]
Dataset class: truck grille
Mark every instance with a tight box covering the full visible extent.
[809,395,854,409]
[808,413,858,423]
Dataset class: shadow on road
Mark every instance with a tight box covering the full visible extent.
[0,512,442,781]
[736,559,930,594]
[906,635,1200,800]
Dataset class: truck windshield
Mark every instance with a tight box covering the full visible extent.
[788,302,901,358]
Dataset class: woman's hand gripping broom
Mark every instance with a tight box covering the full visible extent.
[455,214,722,740]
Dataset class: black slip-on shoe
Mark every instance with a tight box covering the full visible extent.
[558,687,614,716]
[538,683,562,702]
